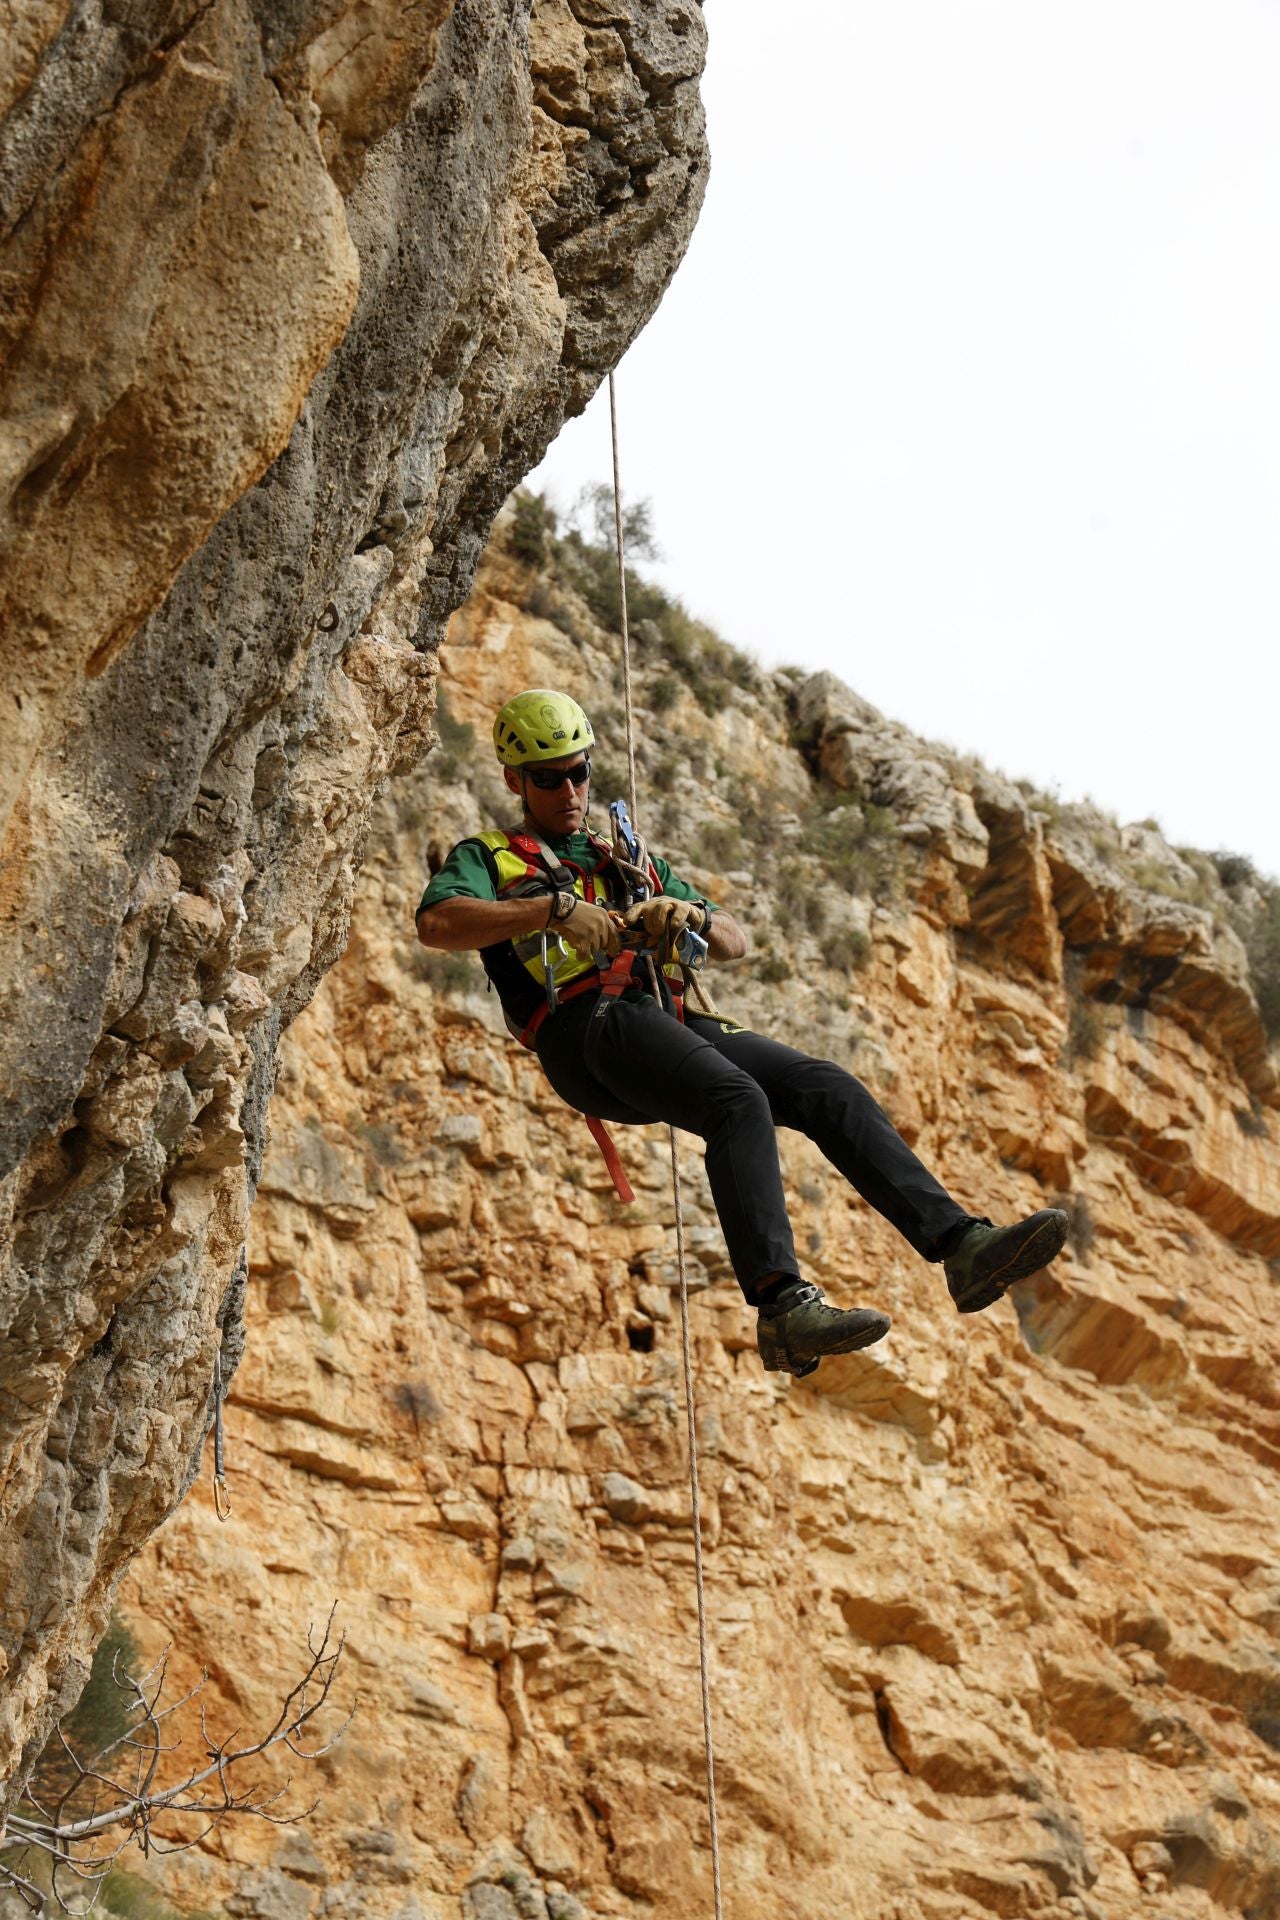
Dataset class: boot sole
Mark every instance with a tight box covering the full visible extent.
[949,1210,1069,1314]
[758,1310,891,1375]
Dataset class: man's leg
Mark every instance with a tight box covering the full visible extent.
[685,1016,1068,1309]
[561,991,798,1301]
[536,992,891,1370]
[685,1016,973,1258]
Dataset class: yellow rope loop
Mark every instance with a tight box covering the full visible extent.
[609,374,725,1920]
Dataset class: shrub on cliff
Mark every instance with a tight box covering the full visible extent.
[1212,852,1280,1040]
[431,695,475,783]
[529,484,756,717]
[21,1613,139,1820]
[1246,889,1280,1039]
[510,489,555,564]
[800,792,902,901]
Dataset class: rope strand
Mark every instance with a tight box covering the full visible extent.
[608,373,641,828]
[671,1133,725,1920]
[609,372,724,1920]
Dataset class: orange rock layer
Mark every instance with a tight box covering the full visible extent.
[117,519,1280,1920]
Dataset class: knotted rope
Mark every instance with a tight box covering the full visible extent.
[608,371,725,1920]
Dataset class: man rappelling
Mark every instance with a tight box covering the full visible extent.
[415,689,1069,1377]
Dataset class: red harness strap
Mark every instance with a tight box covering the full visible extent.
[492,831,682,1202]
[584,1116,635,1204]
[517,953,684,1203]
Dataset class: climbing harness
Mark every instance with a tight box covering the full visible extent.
[211,1345,231,1522]
[606,371,725,1920]
[477,816,698,1201]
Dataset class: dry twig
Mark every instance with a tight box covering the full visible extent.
[1,1607,351,1915]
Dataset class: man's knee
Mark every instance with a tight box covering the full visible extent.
[678,1053,772,1135]
[771,1052,877,1124]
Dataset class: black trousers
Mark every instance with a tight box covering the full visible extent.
[535,987,976,1306]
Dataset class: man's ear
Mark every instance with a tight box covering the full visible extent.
[503,766,521,797]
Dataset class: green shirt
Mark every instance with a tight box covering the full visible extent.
[418,830,717,916]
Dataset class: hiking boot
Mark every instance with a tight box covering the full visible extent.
[943,1208,1069,1314]
[756,1281,891,1378]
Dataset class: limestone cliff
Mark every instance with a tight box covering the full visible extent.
[86,508,1280,1920]
[0,6,707,1799]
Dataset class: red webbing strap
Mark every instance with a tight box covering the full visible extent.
[519,972,601,1047]
[584,1114,635,1204]
[517,952,679,1202]
[597,949,639,999]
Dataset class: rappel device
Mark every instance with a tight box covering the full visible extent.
[609,798,709,972]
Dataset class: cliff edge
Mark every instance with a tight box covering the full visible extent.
[0,7,708,1800]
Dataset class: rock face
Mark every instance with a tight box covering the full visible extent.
[89,517,1280,1920]
[0,5,707,1796]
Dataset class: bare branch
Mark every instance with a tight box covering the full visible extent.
[2,1610,350,1916]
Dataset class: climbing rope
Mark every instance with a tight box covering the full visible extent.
[608,373,641,830]
[608,372,725,1920]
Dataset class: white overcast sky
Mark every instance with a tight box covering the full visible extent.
[529,0,1280,879]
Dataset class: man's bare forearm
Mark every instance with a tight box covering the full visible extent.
[417,897,550,950]
[706,910,748,962]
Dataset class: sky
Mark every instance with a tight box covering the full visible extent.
[528,0,1280,879]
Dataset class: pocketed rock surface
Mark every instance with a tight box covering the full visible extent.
[0,2,707,1793]
[92,517,1280,1920]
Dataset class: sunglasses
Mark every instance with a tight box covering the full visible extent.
[524,757,591,791]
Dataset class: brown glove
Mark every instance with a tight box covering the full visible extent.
[548,890,621,959]
[620,894,707,962]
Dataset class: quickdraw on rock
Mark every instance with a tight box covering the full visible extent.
[211,1345,231,1522]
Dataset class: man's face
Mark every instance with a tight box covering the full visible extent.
[505,753,591,835]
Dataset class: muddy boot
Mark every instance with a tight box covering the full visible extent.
[756,1280,891,1378]
[943,1208,1069,1314]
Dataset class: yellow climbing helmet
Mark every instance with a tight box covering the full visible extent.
[493,689,595,767]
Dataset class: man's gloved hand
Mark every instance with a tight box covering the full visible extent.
[620,894,707,961]
[548,890,621,959]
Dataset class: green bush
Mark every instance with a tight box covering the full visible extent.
[4,1620,225,1918]
[788,718,821,759]
[802,892,829,934]
[572,481,661,560]
[1211,851,1280,1039]
[414,949,476,994]
[820,925,871,973]
[546,508,752,718]
[650,673,681,713]
[695,822,741,869]
[1243,882,1280,1039]
[432,695,475,783]
[100,1868,221,1919]
[1212,849,1256,890]
[556,531,668,637]
[1064,997,1103,1063]
[589,757,630,808]
[773,871,828,935]
[22,1613,140,1818]
[510,490,553,564]
[799,793,901,900]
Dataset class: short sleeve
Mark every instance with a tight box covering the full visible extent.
[417,839,501,916]
[652,856,719,916]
